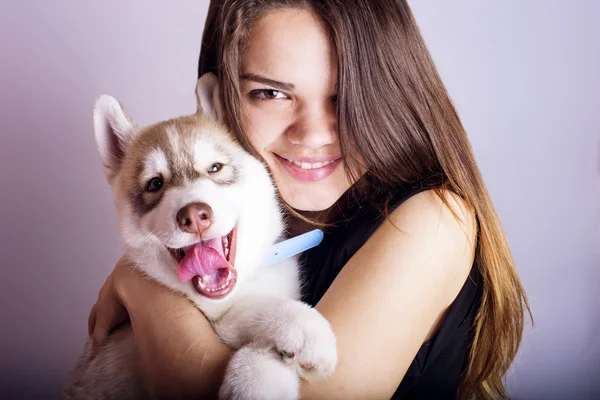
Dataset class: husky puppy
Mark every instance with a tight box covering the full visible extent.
[63,73,337,400]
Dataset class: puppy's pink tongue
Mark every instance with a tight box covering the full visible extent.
[177,245,236,298]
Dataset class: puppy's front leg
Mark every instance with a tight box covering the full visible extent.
[215,297,337,400]
[215,296,337,381]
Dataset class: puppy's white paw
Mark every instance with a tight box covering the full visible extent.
[219,346,299,400]
[267,301,338,382]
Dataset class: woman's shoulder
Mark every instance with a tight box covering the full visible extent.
[384,187,477,305]
[300,182,477,307]
[390,189,476,243]
[337,181,477,266]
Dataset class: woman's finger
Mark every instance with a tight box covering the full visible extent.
[87,302,97,337]
[88,273,113,337]
[92,291,127,347]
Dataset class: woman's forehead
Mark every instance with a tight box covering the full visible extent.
[241,8,337,91]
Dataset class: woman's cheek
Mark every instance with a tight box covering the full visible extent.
[244,114,285,153]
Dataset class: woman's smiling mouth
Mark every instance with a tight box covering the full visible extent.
[274,154,342,182]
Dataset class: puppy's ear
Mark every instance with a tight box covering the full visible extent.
[93,95,136,184]
[195,72,223,121]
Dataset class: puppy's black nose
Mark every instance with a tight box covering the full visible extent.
[177,202,212,234]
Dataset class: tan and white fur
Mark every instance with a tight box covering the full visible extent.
[62,73,337,400]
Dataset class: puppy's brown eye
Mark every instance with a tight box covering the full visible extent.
[147,177,163,192]
[208,163,223,173]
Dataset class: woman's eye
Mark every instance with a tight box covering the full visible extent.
[251,89,288,100]
[208,163,224,173]
[146,177,163,192]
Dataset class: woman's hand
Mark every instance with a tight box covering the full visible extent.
[87,255,134,355]
[87,255,232,398]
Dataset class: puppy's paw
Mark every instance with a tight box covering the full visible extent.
[219,346,299,400]
[269,302,338,382]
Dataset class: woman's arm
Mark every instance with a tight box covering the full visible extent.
[90,257,232,399]
[299,190,476,398]
[89,189,476,398]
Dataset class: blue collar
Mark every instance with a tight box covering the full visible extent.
[264,229,324,266]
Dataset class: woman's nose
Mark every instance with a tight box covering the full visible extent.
[286,102,337,149]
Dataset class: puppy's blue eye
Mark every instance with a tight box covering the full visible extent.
[147,177,163,192]
[208,163,223,173]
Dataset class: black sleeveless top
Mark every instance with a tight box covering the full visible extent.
[299,181,483,399]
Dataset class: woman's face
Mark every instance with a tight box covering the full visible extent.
[239,8,357,211]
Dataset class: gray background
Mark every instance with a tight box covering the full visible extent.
[1,1,598,399]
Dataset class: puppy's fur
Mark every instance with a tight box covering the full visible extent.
[62,73,337,400]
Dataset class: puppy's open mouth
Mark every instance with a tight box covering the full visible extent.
[167,228,237,299]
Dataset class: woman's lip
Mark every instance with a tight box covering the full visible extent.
[274,153,342,182]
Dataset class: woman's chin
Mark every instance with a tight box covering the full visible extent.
[279,185,343,212]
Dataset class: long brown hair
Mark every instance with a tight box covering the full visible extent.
[198,1,531,398]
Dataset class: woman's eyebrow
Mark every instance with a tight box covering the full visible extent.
[240,73,295,91]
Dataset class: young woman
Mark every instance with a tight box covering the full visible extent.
[87,0,530,398]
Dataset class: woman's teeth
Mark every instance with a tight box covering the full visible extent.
[285,159,334,169]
